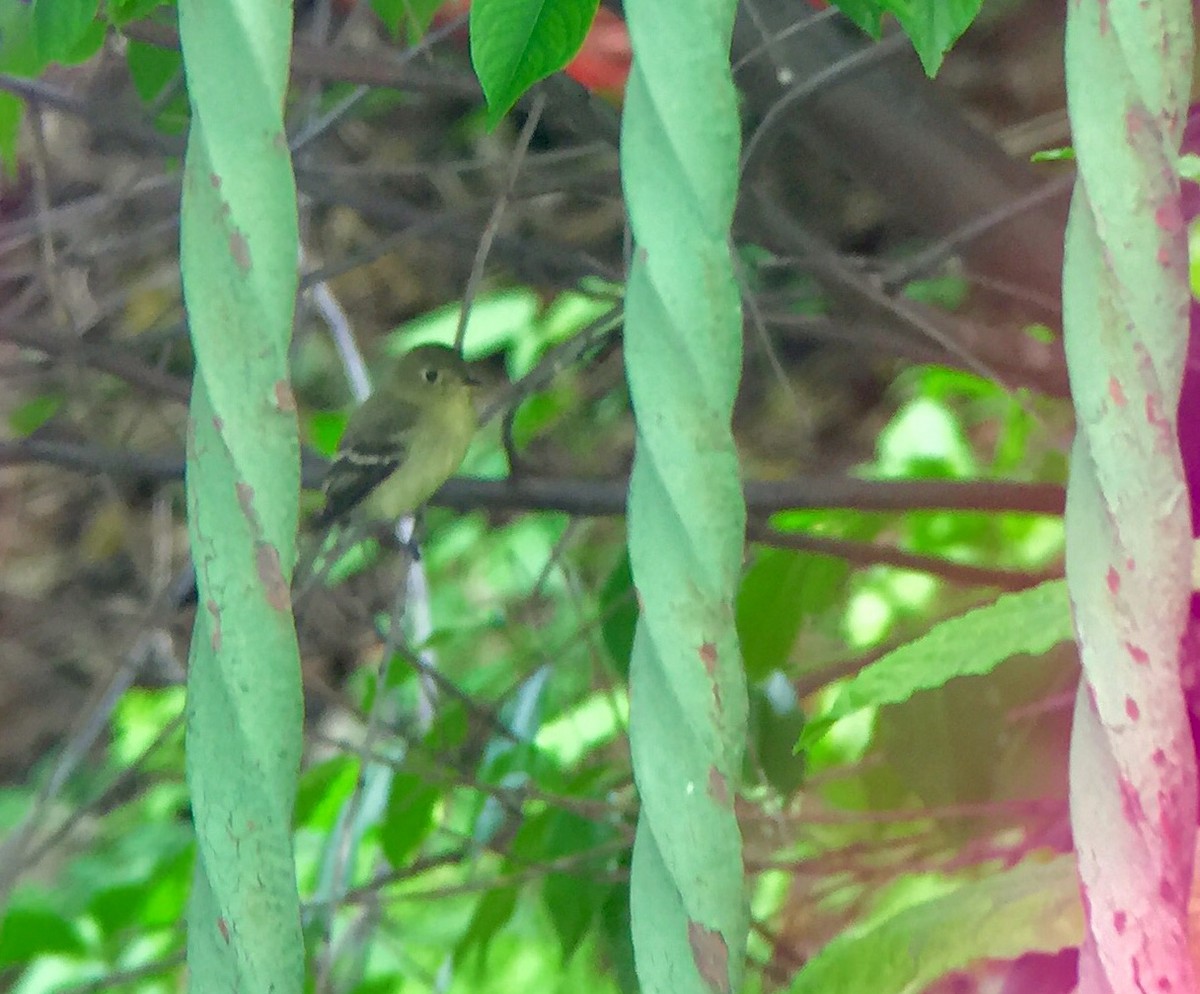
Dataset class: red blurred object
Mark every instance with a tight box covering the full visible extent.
[432,0,630,99]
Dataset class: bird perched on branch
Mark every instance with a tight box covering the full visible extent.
[312,344,481,527]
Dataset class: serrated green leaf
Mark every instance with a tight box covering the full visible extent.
[380,771,441,867]
[469,0,600,125]
[788,858,1082,994]
[798,580,1071,750]
[33,0,99,64]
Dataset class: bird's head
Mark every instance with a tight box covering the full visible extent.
[390,344,481,396]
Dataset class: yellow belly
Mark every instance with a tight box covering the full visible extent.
[367,392,476,521]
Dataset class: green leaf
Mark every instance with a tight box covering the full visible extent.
[388,288,539,359]
[380,771,441,867]
[0,901,85,966]
[33,0,99,64]
[599,553,636,677]
[875,676,1004,817]
[469,0,600,125]
[371,0,445,43]
[798,580,1072,750]
[890,0,983,77]
[108,0,166,26]
[599,883,639,994]
[295,756,358,829]
[1031,146,1075,164]
[127,40,183,102]
[738,548,847,680]
[455,886,519,964]
[788,857,1083,994]
[8,392,63,436]
[0,92,21,176]
[1190,215,1200,300]
[0,0,42,159]
[747,676,807,798]
[306,409,348,457]
[823,0,883,36]
[513,810,615,958]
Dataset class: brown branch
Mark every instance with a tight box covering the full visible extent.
[745,521,1062,591]
[0,436,1066,517]
[120,20,482,100]
[0,322,191,403]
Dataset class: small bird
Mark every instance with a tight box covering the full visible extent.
[312,344,480,528]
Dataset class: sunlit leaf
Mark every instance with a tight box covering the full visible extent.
[799,580,1072,750]
[470,0,600,125]
[381,771,441,867]
[0,902,84,966]
[789,857,1082,993]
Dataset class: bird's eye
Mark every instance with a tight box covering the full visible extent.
[423,368,440,384]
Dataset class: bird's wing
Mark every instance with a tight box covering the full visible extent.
[312,396,418,526]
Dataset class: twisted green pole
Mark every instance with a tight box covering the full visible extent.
[178,1,304,990]
[620,0,748,991]
[1062,0,1196,990]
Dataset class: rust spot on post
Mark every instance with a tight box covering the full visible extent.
[1126,642,1150,666]
[708,766,729,806]
[699,641,717,674]
[256,542,290,612]
[274,380,296,413]
[687,921,731,994]
[236,482,255,519]
[229,229,251,273]
[206,598,222,651]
